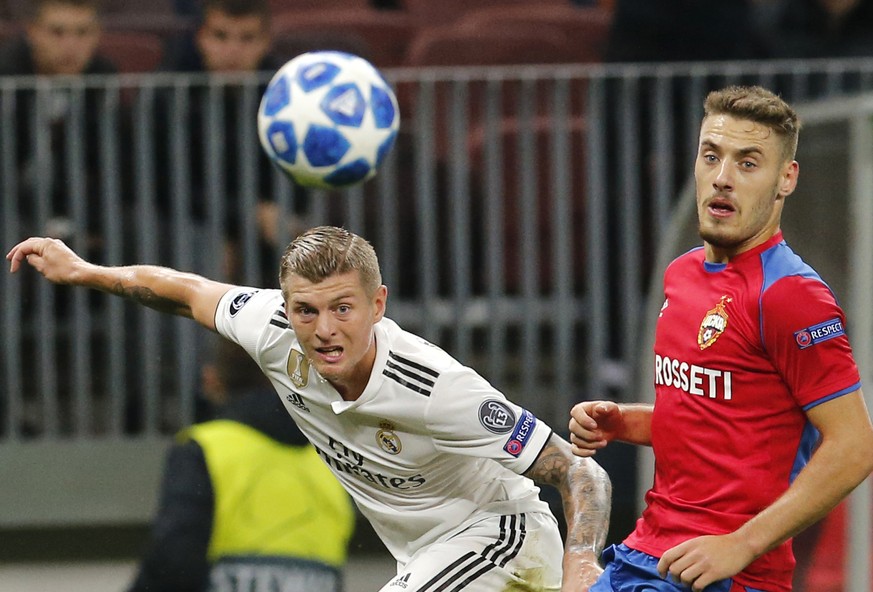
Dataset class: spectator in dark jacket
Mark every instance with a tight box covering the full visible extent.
[0,0,121,426]
[0,0,117,244]
[155,0,303,286]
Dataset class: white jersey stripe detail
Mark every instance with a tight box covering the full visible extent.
[270,307,289,328]
[382,368,432,396]
[412,514,527,592]
[447,560,494,592]
[482,514,526,567]
[414,551,490,592]
[388,351,440,378]
[385,358,436,387]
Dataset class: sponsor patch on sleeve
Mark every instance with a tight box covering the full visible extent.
[794,318,844,349]
[229,290,258,317]
[478,400,516,434]
[503,409,537,457]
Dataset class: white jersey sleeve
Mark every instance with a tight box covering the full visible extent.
[213,286,287,357]
[426,368,553,475]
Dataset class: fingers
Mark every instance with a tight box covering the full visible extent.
[569,404,609,457]
[6,237,75,280]
[569,401,620,436]
[656,545,678,579]
[6,237,45,273]
[657,540,718,592]
[569,439,605,457]
[569,401,599,429]
[568,414,601,441]
[590,401,621,422]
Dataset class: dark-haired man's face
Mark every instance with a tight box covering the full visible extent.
[27,3,100,75]
[694,114,798,262]
[196,8,271,72]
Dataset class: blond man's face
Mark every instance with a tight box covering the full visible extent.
[285,270,387,399]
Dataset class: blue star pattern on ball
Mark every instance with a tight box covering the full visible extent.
[257,51,400,189]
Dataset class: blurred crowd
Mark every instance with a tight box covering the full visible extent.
[3,0,872,79]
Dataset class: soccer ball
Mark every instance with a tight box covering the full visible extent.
[257,51,400,189]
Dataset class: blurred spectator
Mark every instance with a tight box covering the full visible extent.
[767,0,873,58]
[604,0,775,62]
[163,0,277,73]
[0,0,111,76]
[0,1,129,441]
[155,0,302,286]
[127,339,355,592]
[0,0,117,245]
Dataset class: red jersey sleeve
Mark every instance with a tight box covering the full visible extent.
[761,275,860,409]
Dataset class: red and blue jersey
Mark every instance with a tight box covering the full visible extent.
[625,231,861,592]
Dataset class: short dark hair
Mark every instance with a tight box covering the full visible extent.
[31,0,101,21]
[202,0,270,23]
[703,85,801,161]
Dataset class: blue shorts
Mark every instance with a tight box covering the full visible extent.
[590,544,766,592]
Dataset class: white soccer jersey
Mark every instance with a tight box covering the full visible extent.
[214,287,555,564]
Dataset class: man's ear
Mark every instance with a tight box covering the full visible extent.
[373,284,388,322]
[778,160,799,200]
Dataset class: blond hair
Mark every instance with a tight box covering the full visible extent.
[279,226,382,299]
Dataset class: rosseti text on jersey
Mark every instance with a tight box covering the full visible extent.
[654,354,733,400]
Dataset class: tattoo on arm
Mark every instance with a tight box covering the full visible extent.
[112,283,193,318]
[526,434,612,559]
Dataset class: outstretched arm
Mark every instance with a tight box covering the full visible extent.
[7,237,236,331]
[525,433,612,592]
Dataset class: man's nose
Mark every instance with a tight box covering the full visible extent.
[315,312,335,339]
[713,160,734,191]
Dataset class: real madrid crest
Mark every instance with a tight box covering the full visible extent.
[698,295,731,350]
[376,421,402,455]
[286,350,311,388]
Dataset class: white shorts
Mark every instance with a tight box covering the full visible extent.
[377,511,563,592]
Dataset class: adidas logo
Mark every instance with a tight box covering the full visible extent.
[285,391,310,412]
[390,573,410,589]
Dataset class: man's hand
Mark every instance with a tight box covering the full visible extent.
[7,237,89,283]
[568,401,625,457]
[657,534,756,591]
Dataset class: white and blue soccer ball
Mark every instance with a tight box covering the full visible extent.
[257,51,400,189]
